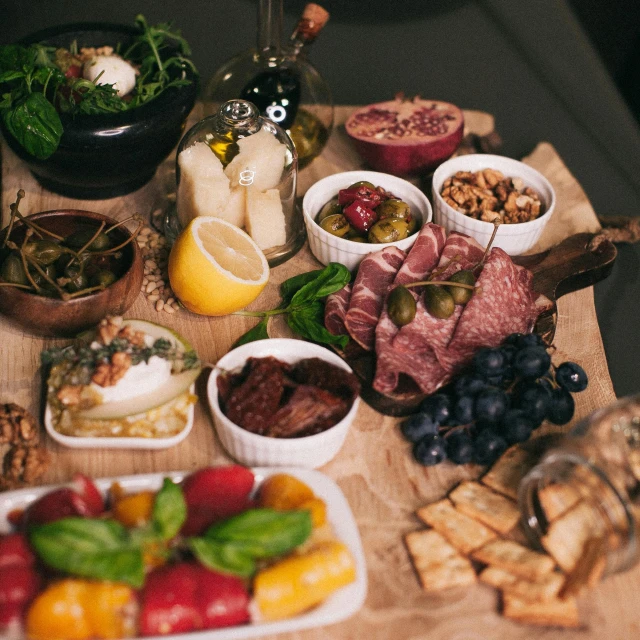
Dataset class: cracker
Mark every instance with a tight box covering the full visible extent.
[449,481,520,534]
[538,483,582,521]
[416,499,497,554]
[541,501,604,573]
[481,444,538,500]
[471,539,555,580]
[405,529,477,592]
[479,566,565,602]
[502,593,581,628]
[559,536,607,598]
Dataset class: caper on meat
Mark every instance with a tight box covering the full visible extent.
[387,285,416,327]
[446,270,476,305]
[0,253,28,285]
[368,218,410,244]
[424,285,455,319]
[316,197,342,224]
[320,214,351,238]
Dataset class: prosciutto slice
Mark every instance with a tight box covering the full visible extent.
[393,232,484,373]
[373,224,447,395]
[324,284,352,336]
[443,247,540,373]
[344,246,405,350]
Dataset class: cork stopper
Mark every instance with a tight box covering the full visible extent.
[291,3,330,44]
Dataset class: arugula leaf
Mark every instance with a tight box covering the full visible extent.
[152,477,187,540]
[288,301,349,349]
[232,317,269,349]
[188,537,256,578]
[29,518,145,588]
[289,263,350,308]
[2,92,63,159]
[204,508,312,558]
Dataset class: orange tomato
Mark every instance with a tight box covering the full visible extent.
[112,490,155,527]
[258,474,315,511]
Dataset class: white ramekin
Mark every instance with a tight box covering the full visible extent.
[207,339,360,468]
[431,154,556,255]
[302,170,432,271]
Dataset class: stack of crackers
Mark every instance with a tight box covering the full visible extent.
[405,439,616,629]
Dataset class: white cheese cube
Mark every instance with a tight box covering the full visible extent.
[223,187,247,228]
[224,129,286,191]
[246,188,286,250]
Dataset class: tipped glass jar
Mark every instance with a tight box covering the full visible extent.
[166,99,302,267]
[203,1,333,170]
[519,395,640,581]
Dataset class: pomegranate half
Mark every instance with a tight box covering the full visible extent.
[345,97,464,176]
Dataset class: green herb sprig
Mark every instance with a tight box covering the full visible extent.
[232,262,351,350]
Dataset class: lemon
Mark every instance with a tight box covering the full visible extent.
[168,216,269,315]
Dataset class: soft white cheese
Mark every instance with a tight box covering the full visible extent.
[91,356,172,404]
[83,55,137,97]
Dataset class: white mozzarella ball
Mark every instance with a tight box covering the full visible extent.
[83,55,137,97]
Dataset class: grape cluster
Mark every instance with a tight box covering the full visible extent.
[401,333,589,467]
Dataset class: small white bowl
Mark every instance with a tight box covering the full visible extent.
[207,339,360,468]
[303,170,432,271]
[431,154,556,255]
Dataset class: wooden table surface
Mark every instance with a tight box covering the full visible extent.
[1,107,637,639]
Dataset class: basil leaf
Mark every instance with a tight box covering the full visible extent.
[0,45,32,73]
[29,518,144,588]
[3,92,62,159]
[189,537,255,578]
[205,508,312,558]
[152,477,186,540]
[289,263,351,308]
[0,71,25,84]
[280,269,323,304]
[232,317,269,349]
[288,302,349,349]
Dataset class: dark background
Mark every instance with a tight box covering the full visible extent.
[2,0,639,396]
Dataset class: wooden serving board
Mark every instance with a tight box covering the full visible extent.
[340,232,617,417]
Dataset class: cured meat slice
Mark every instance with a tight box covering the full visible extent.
[344,246,405,350]
[393,232,484,371]
[372,224,447,395]
[443,247,539,373]
[324,284,352,336]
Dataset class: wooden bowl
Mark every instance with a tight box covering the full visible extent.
[0,210,143,337]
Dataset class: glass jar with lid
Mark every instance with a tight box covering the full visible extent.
[519,395,640,580]
[166,98,303,267]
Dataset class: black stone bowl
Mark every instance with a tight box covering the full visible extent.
[0,23,198,199]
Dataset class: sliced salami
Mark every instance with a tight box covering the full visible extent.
[324,284,352,336]
[443,247,539,373]
[372,224,447,395]
[393,232,484,370]
[344,246,406,351]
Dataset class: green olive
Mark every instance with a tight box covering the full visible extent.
[91,270,117,288]
[320,214,351,238]
[368,218,410,244]
[348,235,367,243]
[0,254,29,285]
[316,198,342,224]
[377,199,411,221]
[24,239,64,266]
[348,181,375,189]
[65,272,89,293]
[446,270,476,305]
[65,228,110,251]
[424,285,455,319]
[387,286,416,327]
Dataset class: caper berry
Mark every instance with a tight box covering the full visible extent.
[348,181,375,189]
[65,228,110,251]
[377,199,411,221]
[0,254,28,285]
[24,239,64,266]
[424,285,455,319]
[65,272,89,293]
[368,218,410,244]
[446,270,476,305]
[387,285,417,327]
[320,214,351,238]
[316,198,342,224]
[91,270,117,288]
